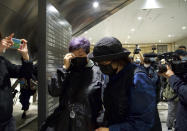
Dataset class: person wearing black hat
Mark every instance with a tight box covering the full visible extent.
[89,37,157,131]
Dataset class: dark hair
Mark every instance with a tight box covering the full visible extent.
[69,37,90,54]
[179,45,186,49]
[144,57,151,64]
[112,56,131,66]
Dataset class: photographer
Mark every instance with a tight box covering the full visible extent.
[0,33,33,131]
[160,50,187,131]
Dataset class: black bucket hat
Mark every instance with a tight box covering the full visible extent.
[88,37,131,62]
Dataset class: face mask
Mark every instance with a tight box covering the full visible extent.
[144,64,150,68]
[70,57,88,70]
[98,64,117,75]
[150,58,156,62]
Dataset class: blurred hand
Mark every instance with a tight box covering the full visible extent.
[18,39,29,60]
[63,53,75,70]
[160,65,175,79]
[0,33,14,53]
[95,127,109,131]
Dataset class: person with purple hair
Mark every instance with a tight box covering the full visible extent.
[41,37,105,131]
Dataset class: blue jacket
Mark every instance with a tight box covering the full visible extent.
[144,66,159,86]
[104,63,157,131]
[169,74,187,131]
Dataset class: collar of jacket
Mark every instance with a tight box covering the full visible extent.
[110,63,132,81]
[86,59,94,68]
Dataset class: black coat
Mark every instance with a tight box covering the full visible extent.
[48,63,104,131]
[169,73,187,131]
[0,56,33,123]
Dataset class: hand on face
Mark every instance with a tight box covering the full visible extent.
[63,53,75,70]
[95,127,109,131]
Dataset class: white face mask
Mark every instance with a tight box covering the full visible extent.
[144,64,150,68]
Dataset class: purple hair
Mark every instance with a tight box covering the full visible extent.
[69,37,90,54]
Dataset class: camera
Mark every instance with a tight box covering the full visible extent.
[133,45,141,54]
[157,52,187,74]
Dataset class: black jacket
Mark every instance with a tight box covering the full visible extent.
[169,73,187,131]
[104,63,156,131]
[48,62,104,131]
[0,56,33,123]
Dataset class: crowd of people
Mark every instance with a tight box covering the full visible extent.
[41,36,186,131]
[0,33,186,131]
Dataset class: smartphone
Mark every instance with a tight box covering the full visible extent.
[11,38,21,49]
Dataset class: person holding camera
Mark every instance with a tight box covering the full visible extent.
[160,50,187,131]
[42,37,104,131]
[0,33,33,131]
[88,37,157,131]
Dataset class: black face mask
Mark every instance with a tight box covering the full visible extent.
[70,57,88,70]
[98,64,117,75]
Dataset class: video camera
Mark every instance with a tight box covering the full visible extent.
[133,45,141,54]
[157,52,187,74]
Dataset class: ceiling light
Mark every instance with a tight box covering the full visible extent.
[159,40,162,43]
[84,31,88,34]
[125,41,128,43]
[182,26,186,30]
[141,0,163,9]
[131,28,135,32]
[127,35,131,39]
[168,34,175,38]
[137,16,142,20]
[93,1,99,8]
